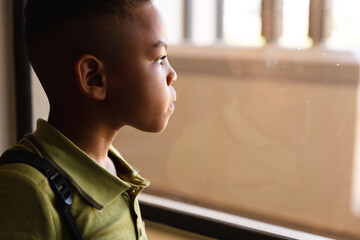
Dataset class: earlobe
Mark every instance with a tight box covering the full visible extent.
[74,54,107,101]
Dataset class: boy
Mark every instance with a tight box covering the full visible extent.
[0,0,177,239]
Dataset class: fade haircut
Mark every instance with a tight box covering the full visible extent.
[24,0,151,49]
[24,0,151,101]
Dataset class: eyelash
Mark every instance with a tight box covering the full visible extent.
[155,55,167,65]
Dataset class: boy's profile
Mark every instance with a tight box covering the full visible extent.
[0,0,177,239]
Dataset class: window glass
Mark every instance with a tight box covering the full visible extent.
[327,0,360,50]
[279,0,311,49]
[223,0,264,47]
[191,0,217,46]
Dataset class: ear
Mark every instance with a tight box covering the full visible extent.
[74,54,107,101]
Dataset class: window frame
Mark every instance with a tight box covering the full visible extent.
[139,193,334,239]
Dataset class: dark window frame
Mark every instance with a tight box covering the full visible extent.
[13,0,32,140]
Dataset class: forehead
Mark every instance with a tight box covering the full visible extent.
[130,4,167,44]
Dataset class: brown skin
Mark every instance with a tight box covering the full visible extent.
[46,3,177,174]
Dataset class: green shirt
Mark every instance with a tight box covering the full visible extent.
[0,119,150,239]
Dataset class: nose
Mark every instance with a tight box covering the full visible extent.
[166,64,177,86]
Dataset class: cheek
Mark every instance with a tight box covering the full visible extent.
[106,62,171,130]
[136,83,172,125]
[136,66,168,102]
[138,83,169,113]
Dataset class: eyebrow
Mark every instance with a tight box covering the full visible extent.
[153,41,168,50]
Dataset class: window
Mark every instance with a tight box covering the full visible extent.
[280,0,311,48]
[223,0,264,47]
[327,0,360,50]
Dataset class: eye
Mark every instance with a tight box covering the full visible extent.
[155,55,167,65]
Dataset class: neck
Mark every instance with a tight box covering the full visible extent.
[48,108,119,168]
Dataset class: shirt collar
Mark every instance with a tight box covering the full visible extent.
[29,119,149,210]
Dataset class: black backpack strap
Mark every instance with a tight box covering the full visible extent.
[0,142,82,240]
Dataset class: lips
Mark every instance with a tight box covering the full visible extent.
[171,87,176,103]
[169,95,176,111]
[169,88,176,111]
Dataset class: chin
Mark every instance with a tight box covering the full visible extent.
[148,122,168,133]
[134,119,168,133]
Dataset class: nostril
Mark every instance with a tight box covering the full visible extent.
[167,72,177,86]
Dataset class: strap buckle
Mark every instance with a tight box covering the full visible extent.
[49,171,73,205]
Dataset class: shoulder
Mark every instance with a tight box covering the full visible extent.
[0,146,50,189]
[0,163,57,239]
[0,161,50,191]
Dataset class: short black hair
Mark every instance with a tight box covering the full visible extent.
[24,0,152,104]
[24,0,151,49]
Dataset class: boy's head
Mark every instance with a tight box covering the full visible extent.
[24,0,177,133]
